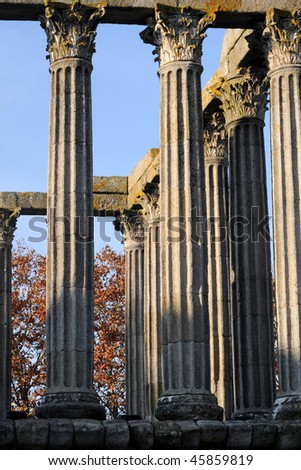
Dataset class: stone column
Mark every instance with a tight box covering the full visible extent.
[218,68,275,419]
[118,212,145,418]
[138,184,162,419]
[141,6,222,421]
[204,111,233,420]
[0,209,19,419]
[263,9,301,419]
[36,2,105,419]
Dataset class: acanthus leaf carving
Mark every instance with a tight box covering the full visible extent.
[215,67,269,124]
[263,9,301,68]
[0,208,20,244]
[204,111,228,163]
[140,7,215,67]
[137,183,160,224]
[114,211,144,247]
[40,1,106,63]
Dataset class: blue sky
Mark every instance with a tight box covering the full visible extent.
[1,22,272,255]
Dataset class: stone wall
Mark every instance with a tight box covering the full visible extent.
[1,418,301,450]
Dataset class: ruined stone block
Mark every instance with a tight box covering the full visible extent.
[103,420,130,450]
[197,420,228,449]
[276,422,301,450]
[176,420,201,449]
[251,423,277,450]
[73,419,105,449]
[227,422,252,450]
[154,421,182,449]
[0,420,15,448]
[15,419,49,449]
[128,420,154,449]
[48,419,74,449]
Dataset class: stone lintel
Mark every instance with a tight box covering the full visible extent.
[0,176,129,216]
[0,192,47,216]
[93,194,128,216]
[93,176,128,195]
[0,1,299,27]
[128,148,159,209]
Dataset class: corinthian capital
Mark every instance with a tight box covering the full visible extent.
[114,211,144,247]
[0,209,20,244]
[217,68,268,124]
[40,1,106,63]
[204,111,227,163]
[263,9,301,68]
[140,6,215,67]
[137,183,160,224]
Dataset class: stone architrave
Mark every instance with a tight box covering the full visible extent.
[218,67,275,419]
[204,111,233,420]
[263,9,301,420]
[137,183,162,420]
[141,6,222,421]
[117,212,145,418]
[36,2,105,419]
[0,209,19,419]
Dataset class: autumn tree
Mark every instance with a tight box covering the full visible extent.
[94,246,126,418]
[11,243,46,413]
[11,242,125,417]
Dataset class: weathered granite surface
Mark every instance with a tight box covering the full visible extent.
[0,418,301,449]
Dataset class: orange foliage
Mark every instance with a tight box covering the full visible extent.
[94,246,126,418]
[11,243,47,414]
[11,242,125,418]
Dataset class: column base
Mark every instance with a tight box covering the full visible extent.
[272,395,301,420]
[155,393,223,421]
[35,391,106,420]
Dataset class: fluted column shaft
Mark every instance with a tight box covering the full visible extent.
[141,7,222,421]
[0,209,19,419]
[219,69,275,418]
[120,213,145,417]
[264,9,301,419]
[204,112,233,419]
[36,3,105,419]
[139,186,162,419]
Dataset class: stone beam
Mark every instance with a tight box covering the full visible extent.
[0,192,47,216]
[0,1,300,26]
[0,176,128,217]
[127,148,159,209]
[93,176,128,216]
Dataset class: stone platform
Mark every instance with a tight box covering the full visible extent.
[0,418,301,450]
